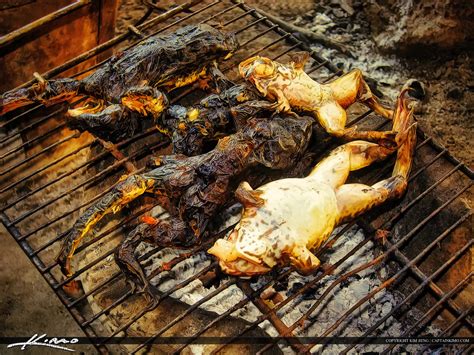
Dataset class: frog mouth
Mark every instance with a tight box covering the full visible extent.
[217,257,271,276]
[208,237,271,275]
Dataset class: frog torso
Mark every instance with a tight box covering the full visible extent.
[239,56,332,114]
[234,177,339,269]
[266,64,327,111]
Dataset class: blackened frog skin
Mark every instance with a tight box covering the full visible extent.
[1,25,238,142]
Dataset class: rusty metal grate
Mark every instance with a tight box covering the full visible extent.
[1,0,472,353]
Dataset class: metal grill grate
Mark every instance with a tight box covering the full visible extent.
[0,1,472,354]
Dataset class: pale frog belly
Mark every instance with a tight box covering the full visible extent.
[256,178,338,252]
[282,76,325,111]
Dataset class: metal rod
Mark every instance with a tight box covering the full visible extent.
[0,122,69,161]
[234,17,267,35]
[416,128,473,179]
[384,163,464,230]
[272,43,302,61]
[199,2,242,24]
[238,24,278,48]
[0,104,43,130]
[9,155,137,226]
[221,9,256,27]
[97,262,219,344]
[0,131,78,179]
[23,167,144,248]
[380,272,472,354]
[0,139,96,195]
[416,307,473,355]
[239,280,307,354]
[18,171,137,243]
[97,138,136,173]
[247,33,290,58]
[0,0,92,51]
[407,145,445,181]
[8,136,165,226]
[386,239,474,330]
[340,213,472,354]
[131,279,237,353]
[0,107,63,145]
[2,127,159,211]
[181,268,296,355]
[299,217,473,353]
[68,246,163,309]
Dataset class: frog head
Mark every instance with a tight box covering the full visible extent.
[208,182,275,276]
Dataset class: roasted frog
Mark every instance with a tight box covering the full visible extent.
[56,114,314,300]
[164,84,269,155]
[67,83,267,148]
[67,88,169,142]
[1,25,238,139]
[208,87,416,276]
[239,52,397,145]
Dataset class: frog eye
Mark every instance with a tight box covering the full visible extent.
[253,62,274,77]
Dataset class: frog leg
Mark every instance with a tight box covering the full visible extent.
[327,68,393,119]
[115,223,155,296]
[289,245,321,275]
[67,103,143,142]
[310,87,415,186]
[314,90,416,224]
[56,174,155,276]
[308,139,396,189]
[115,217,198,306]
[335,121,415,224]
[315,101,397,147]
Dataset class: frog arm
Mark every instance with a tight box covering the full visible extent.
[267,87,292,113]
[289,245,321,275]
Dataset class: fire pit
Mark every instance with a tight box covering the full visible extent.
[0,1,472,354]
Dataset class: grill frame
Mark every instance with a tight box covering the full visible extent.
[0,1,472,353]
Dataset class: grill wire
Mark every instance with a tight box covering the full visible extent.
[0,0,472,353]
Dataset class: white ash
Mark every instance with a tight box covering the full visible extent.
[308,13,411,100]
[136,204,434,354]
[140,204,265,323]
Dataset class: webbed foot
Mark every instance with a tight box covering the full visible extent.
[123,270,161,309]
